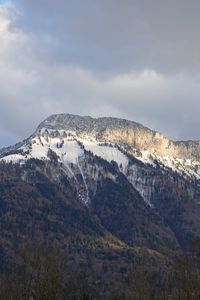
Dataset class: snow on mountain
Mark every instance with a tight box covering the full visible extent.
[0,114,199,181]
[81,140,129,172]
[1,133,84,164]
[0,113,200,206]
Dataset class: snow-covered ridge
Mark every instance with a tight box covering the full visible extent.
[1,127,200,181]
[0,128,129,170]
[36,114,200,161]
[0,113,200,205]
[1,125,200,207]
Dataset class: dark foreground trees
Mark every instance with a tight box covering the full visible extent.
[0,246,92,300]
[1,241,200,300]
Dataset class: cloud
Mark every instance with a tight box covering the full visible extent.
[0,2,200,148]
[12,0,200,74]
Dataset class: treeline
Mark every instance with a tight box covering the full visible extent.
[1,241,200,299]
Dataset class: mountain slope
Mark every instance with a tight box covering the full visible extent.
[0,113,200,254]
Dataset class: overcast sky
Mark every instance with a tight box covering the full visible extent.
[0,0,200,147]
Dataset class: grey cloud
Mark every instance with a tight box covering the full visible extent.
[0,1,200,148]
[12,0,200,74]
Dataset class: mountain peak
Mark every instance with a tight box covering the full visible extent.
[1,113,200,184]
[37,113,148,134]
[37,113,200,161]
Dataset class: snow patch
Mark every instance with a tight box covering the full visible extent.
[1,153,25,163]
[82,141,129,172]
[135,150,156,167]
[1,135,84,166]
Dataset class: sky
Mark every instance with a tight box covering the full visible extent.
[0,0,200,147]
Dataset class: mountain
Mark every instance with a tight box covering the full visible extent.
[0,113,200,253]
[1,113,200,297]
[2,113,200,179]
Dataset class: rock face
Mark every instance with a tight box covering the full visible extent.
[0,113,200,257]
[38,114,200,160]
